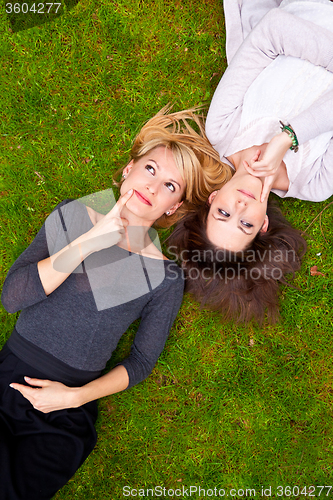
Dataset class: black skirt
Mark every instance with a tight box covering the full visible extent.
[0,344,98,500]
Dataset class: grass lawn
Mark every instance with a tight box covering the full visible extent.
[0,0,332,498]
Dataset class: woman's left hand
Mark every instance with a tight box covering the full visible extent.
[10,377,81,413]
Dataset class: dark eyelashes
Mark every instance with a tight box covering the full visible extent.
[218,208,230,217]
[241,221,253,228]
[146,165,176,192]
[166,182,176,192]
[145,164,155,174]
[218,208,253,228]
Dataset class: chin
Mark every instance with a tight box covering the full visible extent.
[245,173,262,186]
[244,178,263,196]
[127,203,155,220]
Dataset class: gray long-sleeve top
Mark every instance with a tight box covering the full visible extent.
[206,1,333,201]
[1,200,184,388]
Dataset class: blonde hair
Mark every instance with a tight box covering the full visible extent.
[114,106,232,228]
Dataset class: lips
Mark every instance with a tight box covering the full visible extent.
[134,190,152,206]
[237,189,256,200]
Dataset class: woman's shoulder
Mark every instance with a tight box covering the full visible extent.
[45,199,92,249]
[51,198,93,222]
[162,259,185,289]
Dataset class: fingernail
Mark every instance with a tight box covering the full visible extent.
[127,189,133,194]
[24,376,30,381]
[9,384,15,389]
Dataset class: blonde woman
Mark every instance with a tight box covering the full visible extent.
[0,108,231,500]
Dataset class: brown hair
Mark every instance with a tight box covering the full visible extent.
[114,106,232,228]
[168,199,307,323]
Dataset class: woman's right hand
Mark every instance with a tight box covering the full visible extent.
[243,133,292,202]
[38,190,133,295]
[244,133,292,177]
[84,189,133,253]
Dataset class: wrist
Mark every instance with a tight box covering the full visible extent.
[75,232,97,258]
[71,386,87,407]
[279,121,299,152]
[279,131,293,150]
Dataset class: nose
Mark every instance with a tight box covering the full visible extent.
[146,184,155,195]
[237,196,247,206]
[146,179,159,195]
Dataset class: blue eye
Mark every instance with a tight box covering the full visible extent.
[146,164,155,174]
[241,220,253,228]
[218,208,230,217]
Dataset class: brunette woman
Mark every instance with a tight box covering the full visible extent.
[169,0,333,322]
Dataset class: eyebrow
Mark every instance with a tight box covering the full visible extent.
[148,159,182,190]
[212,214,252,236]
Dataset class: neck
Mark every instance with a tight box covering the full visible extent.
[120,205,155,229]
[226,151,242,171]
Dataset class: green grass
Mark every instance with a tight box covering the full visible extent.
[0,0,332,499]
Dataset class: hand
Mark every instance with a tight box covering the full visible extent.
[243,157,276,203]
[10,377,81,413]
[84,189,133,253]
[244,133,292,177]
[243,133,292,202]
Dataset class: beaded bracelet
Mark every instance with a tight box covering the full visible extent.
[279,121,299,152]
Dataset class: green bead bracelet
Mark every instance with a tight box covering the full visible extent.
[279,121,299,152]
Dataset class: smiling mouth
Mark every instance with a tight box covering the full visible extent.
[134,190,152,206]
[237,189,256,200]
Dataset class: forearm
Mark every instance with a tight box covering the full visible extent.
[11,365,130,413]
[290,89,333,145]
[284,137,333,201]
[74,365,129,407]
[37,232,96,296]
[38,194,130,296]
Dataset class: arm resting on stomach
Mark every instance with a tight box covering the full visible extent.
[10,365,130,413]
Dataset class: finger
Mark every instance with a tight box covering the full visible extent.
[113,216,129,228]
[260,177,273,203]
[244,161,272,177]
[24,376,49,387]
[246,160,269,171]
[110,189,133,217]
[251,149,261,162]
[10,382,26,392]
[9,383,36,400]
[243,161,262,177]
[120,217,129,228]
[110,217,129,233]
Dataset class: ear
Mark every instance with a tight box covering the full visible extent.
[167,200,183,215]
[208,191,218,205]
[260,215,269,233]
[122,159,134,178]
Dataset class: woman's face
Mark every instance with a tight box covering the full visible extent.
[206,169,269,251]
[120,146,185,224]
